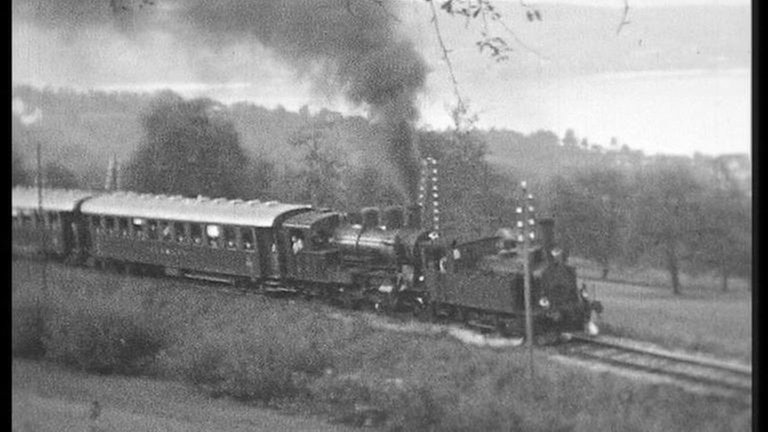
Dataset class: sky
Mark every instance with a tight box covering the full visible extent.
[12,0,751,157]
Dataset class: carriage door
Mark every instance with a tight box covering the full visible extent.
[255,228,280,279]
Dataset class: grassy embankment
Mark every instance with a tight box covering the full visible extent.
[572,258,752,364]
[12,260,750,432]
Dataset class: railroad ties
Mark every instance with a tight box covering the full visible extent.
[554,333,752,402]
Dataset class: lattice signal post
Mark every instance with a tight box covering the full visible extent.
[418,157,440,237]
[516,180,536,378]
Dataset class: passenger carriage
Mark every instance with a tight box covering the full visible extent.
[11,187,93,259]
[79,192,311,283]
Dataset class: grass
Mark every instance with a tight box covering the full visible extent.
[12,260,751,431]
[578,275,752,364]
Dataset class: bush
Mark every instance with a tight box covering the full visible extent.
[12,303,47,359]
[44,309,165,375]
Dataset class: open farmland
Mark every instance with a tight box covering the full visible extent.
[12,260,751,431]
[577,276,751,365]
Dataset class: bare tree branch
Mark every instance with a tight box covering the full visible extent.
[616,0,631,35]
[426,0,467,129]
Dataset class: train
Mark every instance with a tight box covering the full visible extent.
[12,186,602,341]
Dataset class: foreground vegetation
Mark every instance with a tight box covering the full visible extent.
[13,261,750,432]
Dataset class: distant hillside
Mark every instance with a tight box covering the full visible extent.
[12,85,748,196]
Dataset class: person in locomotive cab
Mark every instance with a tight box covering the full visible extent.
[550,247,565,265]
[291,235,304,254]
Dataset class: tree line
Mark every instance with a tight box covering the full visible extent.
[13,91,750,294]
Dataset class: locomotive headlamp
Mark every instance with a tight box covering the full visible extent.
[539,297,551,309]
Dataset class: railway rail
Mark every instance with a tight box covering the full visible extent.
[555,333,752,401]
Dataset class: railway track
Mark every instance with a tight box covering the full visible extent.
[555,333,752,402]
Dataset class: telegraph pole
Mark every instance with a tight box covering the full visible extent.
[517,181,535,378]
[36,141,48,297]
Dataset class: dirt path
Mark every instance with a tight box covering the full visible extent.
[12,360,358,432]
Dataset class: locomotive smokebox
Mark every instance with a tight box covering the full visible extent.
[406,204,422,230]
[538,218,555,252]
[361,207,381,230]
[382,206,405,230]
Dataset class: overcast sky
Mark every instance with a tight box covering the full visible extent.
[12,0,751,156]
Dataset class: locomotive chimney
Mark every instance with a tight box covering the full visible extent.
[538,218,555,253]
[361,207,380,230]
[406,204,422,229]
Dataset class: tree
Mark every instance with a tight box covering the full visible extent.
[687,159,752,291]
[12,148,29,187]
[124,93,249,199]
[550,168,628,278]
[417,129,511,239]
[562,129,578,148]
[626,162,705,295]
[288,119,347,208]
[44,162,79,189]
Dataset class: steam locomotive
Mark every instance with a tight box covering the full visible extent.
[12,186,602,340]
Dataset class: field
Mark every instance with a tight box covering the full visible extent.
[12,260,751,431]
[13,359,355,432]
[572,258,752,364]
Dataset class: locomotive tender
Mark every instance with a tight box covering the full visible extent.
[12,186,601,339]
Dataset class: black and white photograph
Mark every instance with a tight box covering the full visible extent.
[12,0,751,431]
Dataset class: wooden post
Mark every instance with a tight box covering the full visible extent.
[36,141,48,300]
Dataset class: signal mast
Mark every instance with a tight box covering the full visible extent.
[516,180,536,378]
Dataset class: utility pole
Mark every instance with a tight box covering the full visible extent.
[36,141,48,298]
[517,181,536,378]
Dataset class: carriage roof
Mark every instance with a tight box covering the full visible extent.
[79,191,312,228]
[281,210,340,230]
[12,187,95,213]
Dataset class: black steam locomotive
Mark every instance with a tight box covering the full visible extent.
[12,186,602,339]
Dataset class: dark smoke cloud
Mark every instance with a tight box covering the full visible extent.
[12,0,142,34]
[175,0,428,201]
[13,0,428,201]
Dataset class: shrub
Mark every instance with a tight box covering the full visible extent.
[12,302,47,359]
[44,309,165,375]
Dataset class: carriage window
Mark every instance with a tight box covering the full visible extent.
[206,224,221,248]
[118,218,129,237]
[159,221,173,242]
[241,227,254,251]
[146,220,158,240]
[50,213,60,230]
[223,226,237,250]
[174,222,186,243]
[191,224,203,245]
[104,217,116,234]
[133,218,145,239]
[92,215,102,232]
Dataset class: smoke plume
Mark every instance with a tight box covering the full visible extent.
[13,0,428,202]
[175,0,428,202]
